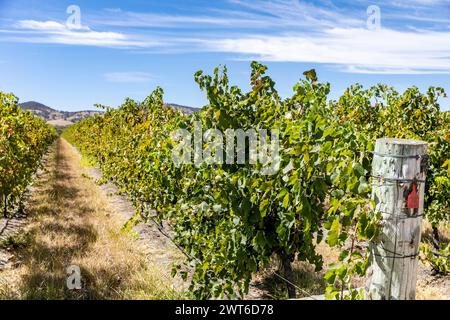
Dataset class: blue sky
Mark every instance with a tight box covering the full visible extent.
[0,0,449,111]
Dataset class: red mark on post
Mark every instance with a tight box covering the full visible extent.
[407,183,420,209]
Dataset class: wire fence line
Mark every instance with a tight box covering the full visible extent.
[134,205,321,299]
[146,212,318,299]
[272,271,317,300]
[109,162,447,300]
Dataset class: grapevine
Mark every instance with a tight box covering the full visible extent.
[63,62,449,299]
[0,91,58,217]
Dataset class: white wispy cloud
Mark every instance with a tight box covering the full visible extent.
[389,0,450,7]
[93,12,269,28]
[9,19,158,48]
[104,8,122,13]
[17,20,68,31]
[104,72,153,83]
[17,19,92,31]
[204,28,450,74]
[3,1,450,74]
[91,0,362,30]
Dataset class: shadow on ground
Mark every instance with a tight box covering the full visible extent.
[8,140,132,299]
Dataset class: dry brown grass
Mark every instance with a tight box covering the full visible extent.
[416,285,448,300]
[421,220,450,243]
[47,119,73,127]
[251,237,448,300]
[249,241,364,299]
[0,139,182,300]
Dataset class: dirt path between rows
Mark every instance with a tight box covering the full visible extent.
[67,141,271,299]
[0,138,181,299]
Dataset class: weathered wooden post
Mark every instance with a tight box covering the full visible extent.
[367,138,427,300]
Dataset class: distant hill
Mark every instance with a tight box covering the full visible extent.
[167,103,199,114]
[20,101,55,113]
[19,101,103,127]
[19,101,199,127]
